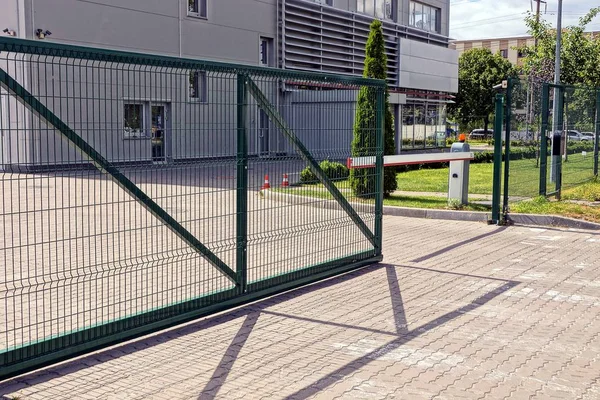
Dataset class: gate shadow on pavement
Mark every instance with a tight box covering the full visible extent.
[0,263,520,399]
[411,227,507,263]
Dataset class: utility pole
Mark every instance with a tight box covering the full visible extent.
[550,0,563,182]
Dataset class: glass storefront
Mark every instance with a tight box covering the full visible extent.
[400,101,448,149]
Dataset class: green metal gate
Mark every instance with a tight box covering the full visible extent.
[0,38,385,379]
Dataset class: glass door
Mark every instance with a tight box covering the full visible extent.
[151,105,166,163]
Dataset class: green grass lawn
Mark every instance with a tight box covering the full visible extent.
[396,163,495,194]
[562,179,600,201]
[396,154,596,197]
[511,196,600,223]
[278,156,598,220]
[273,184,490,211]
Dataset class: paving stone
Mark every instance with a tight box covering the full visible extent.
[1,217,600,399]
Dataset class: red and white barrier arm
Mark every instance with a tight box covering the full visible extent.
[347,152,475,169]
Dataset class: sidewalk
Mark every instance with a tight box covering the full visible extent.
[2,216,600,399]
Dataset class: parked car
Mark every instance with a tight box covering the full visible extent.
[581,132,596,141]
[468,129,491,140]
[566,130,592,142]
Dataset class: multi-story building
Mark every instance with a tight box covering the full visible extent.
[0,0,457,169]
[451,33,600,67]
[450,36,535,67]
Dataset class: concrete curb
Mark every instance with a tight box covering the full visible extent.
[507,213,600,230]
[263,189,600,230]
[382,206,491,222]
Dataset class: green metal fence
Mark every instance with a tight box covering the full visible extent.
[0,38,385,379]
[497,78,599,221]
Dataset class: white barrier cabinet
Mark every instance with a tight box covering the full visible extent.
[448,143,471,205]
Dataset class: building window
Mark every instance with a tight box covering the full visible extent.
[517,49,524,58]
[408,1,440,33]
[124,103,147,138]
[357,0,394,20]
[260,37,273,66]
[500,49,508,58]
[188,0,206,17]
[189,71,207,102]
[401,102,447,148]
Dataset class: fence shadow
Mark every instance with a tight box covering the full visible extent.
[0,262,520,400]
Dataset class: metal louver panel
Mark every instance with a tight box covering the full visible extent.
[282,0,449,87]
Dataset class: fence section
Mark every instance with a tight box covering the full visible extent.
[500,78,599,218]
[0,38,385,379]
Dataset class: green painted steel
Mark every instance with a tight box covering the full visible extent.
[244,76,378,249]
[0,38,385,380]
[539,84,550,196]
[595,90,600,176]
[502,78,514,216]
[374,89,385,254]
[501,79,598,214]
[0,37,384,88]
[236,75,249,294]
[491,94,504,223]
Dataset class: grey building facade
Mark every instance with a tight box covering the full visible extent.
[0,0,458,169]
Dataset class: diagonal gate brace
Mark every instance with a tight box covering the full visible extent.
[0,67,238,285]
[244,76,377,248]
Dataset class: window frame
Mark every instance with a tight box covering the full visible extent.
[259,37,274,67]
[123,102,149,139]
[408,1,441,33]
[187,0,207,18]
[356,0,395,21]
[189,70,208,103]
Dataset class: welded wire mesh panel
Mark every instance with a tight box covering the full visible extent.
[245,80,379,288]
[0,38,384,377]
[0,51,239,357]
[505,78,545,202]
[504,79,599,212]
[561,86,597,190]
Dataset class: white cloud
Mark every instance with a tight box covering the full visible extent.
[450,0,600,40]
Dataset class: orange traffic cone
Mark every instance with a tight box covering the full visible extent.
[281,173,289,187]
[262,174,271,190]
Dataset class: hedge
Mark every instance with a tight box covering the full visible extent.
[300,160,349,184]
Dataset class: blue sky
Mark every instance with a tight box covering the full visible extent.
[450,0,600,40]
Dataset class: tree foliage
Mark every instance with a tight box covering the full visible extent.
[520,7,600,131]
[520,7,600,86]
[350,20,397,197]
[449,48,516,133]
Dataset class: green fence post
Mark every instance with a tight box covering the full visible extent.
[502,78,513,218]
[491,94,504,224]
[236,74,248,293]
[539,84,549,195]
[556,87,564,199]
[374,88,384,255]
[595,89,600,177]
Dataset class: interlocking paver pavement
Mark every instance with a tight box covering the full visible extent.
[2,216,600,399]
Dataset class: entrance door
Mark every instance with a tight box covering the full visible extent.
[151,104,170,163]
[258,109,269,157]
